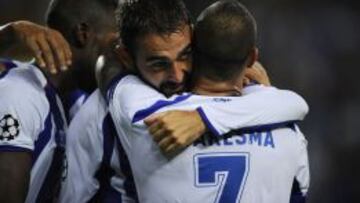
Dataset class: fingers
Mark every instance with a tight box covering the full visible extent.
[144,117,154,126]
[149,123,167,143]
[25,37,45,68]
[46,31,68,71]
[144,112,166,126]
[243,77,251,86]
[57,32,72,66]
[163,143,179,156]
[158,136,183,157]
[253,62,268,79]
[147,118,181,155]
[12,21,72,74]
[158,136,174,152]
[244,67,260,80]
[253,61,266,73]
[36,35,56,74]
[43,29,73,73]
[158,135,185,157]
[244,61,271,86]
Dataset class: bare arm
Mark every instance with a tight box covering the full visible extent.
[0,21,72,74]
[0,152,32,203]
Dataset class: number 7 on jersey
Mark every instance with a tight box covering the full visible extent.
[194,152,250,203]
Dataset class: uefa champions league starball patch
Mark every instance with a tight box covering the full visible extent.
[0,114,20,141]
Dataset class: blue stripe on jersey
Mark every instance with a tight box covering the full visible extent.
[290,178,306,203]
[68,89,89,109]
[101,187,123,203]
[132,94,192,123]
[91,113,122,203]
[112,120,139,202]
[35,83,67,202]
[196,107,221,136]
[116,139,139,202]
[226,120,299,135]
[0,58,17,79]
[102,114,116,166]
[0,145,33,153]
[32,112,52,165]
[106,72,132,104]
[116,138,139,202]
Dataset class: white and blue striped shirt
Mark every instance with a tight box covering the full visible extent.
[108,75,310,203]
[0,59,67,203]
[59,89,137,203]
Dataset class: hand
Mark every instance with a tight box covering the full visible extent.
[144,110,206,156]
[0,63,5,73]
[10,21,72,74]
[243,61,271,86]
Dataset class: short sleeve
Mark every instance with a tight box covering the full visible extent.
[0,89,41,152]
[109,75,166,125]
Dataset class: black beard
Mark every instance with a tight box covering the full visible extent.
[159,81,184,97]
[159,71,191,97]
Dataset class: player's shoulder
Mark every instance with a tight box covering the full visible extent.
[108,74,157,102]
[71,89,107,125]
[108,74,162,113]
[244,84,308,109]
[242,84,288,95]
[0,59,47,98]
[0,59,49,118]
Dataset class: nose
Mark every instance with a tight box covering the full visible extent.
[169,62,187,83]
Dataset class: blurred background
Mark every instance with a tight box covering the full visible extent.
[1,0,359,202]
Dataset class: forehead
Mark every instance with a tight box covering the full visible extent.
[135,25,192,57]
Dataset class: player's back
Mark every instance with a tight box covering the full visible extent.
[127,121,308,203]
[109,75,309,203]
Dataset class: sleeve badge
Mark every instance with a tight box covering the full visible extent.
[0,114,20,141]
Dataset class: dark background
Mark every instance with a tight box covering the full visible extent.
[1,0,359,202]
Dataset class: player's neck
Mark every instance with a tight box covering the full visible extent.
[192,77,244,96]
[48,71,77,98]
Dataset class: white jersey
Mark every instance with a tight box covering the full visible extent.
[67,89,89,121]
[59,89,137,203]
[108,75,310,203]
[0,59,67,203]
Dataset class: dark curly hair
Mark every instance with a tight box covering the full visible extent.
[117,0,192,55]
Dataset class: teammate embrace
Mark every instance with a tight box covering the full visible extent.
[0,0,310,203]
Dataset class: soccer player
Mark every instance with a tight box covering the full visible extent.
[0,0,119,202]
[107,0,309,202]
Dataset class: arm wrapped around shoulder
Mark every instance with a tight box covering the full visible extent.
[198,87,309,135]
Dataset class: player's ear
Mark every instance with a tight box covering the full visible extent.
[114,43,135,72]
[73,22,91,47]
[245,47,259,68]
